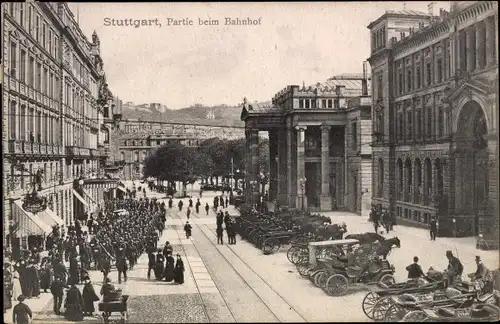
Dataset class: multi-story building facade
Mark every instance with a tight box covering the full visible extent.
[368,2,498,249]
[104,119,245,180]
[241,70,372,213]
[3,2,116,250]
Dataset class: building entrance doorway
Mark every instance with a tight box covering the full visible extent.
[305,162,320,208]
[455,100,488,236]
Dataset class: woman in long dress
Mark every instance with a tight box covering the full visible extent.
[64,284,84,322]
[82,278,99,317]
[39,261,53,293]
[11,267,22,303]
[174,254,185,285]
[154,251,165,280]
[164,253,175,283]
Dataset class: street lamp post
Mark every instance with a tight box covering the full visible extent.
[299,177,307,211]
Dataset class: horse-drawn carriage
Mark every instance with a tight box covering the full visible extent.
[98,290,129,324]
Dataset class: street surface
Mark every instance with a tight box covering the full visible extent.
[30,180,498,323]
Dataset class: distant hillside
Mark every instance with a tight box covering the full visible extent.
[121,101,272,127]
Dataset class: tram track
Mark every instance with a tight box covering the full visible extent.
[192,210,308,323]
[167,208,236,323]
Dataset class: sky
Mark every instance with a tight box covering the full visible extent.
[68,1,450,109]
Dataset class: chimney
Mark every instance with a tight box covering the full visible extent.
[362,61,369,96]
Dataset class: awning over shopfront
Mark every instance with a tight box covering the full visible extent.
[72,189,89,208]
[117,186,127,193]
[38,207,64,227]
[12,199,52,237]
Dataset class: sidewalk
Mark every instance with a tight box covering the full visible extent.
[4,292,53,324]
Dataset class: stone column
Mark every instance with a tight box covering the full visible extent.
[286,125,294,208]
[249,129,260,207]
[244,129,251,204]
[268,130,278,202]
[466,27,476,72]
[277,129,288,206]
[295,126,307,210]
[485,16,496,67]
[320,125,332,210]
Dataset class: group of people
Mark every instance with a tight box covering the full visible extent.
[216,210,236,245]
[369,205,395,234]
[148,241,185,284]
[405,250,495,292]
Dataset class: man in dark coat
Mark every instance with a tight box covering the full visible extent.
[430,216,437,241]
[216,226,224,245]
[116,254,128,284]
[174,254,185,284]
[87,217,95,235]
[205,203,210,216]
[168,198,173,209]
[195,199,201,214]
[178,200,184,212]
[187,208,191,220]
[154,251,165,280]
[189,198,193,208]
[225,196,229,208]
[446,250,464,286]
[224,212,231,228]
[219,196,224,208]
[50,276,69,315]
[147,251,156,280]
[184,221,192,239]
[406,256,425,280]
[12,295,32,324]
[68,256,79,286]
[82,278,99,316]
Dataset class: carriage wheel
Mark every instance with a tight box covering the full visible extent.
[296,264,311,277]
[324,274,349,296]
[401,311,430,322]
[384,304,408,322]
[313,271,326,288]
[362,292,380,320]
[378,274,396,288]
[262,240,274,254]
[287,246,298,263]
[372,296,394,321]
[272,241,281,253]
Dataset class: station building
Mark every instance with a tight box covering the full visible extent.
[241,69,372,213]
[367,2,498,248]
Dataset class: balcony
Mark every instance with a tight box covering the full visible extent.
[7,140,23,154]
[40,143,47,155]
[89,148,97,157]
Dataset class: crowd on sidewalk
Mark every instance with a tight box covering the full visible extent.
[4,195,167,323]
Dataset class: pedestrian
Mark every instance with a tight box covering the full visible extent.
[225,196,229,208]
[199,189,203,198]
[445,250,464,287]
[12,295,32,324]
[187,208,191,220]
[164,253,175,283]
[196,199,201,214]
[219,196,224,208]
[147,251,156,280]
[178,200,184,212]
[154,250,165,280]
[168,198,173,209]
[116,254,128,284]
[40,260,53,293]
[68,255,79,286]
[4,263,13,313]
[82,277,99,317]
[174,254,185,284]
[189,197,193,208]
[11,267,22,303]
[64,284,84,321]
[87,216,94,235]
[226,225,233,245]
[184,221,193,239]
[205,203,210,216]
[430,216,437,241]
[406,256,425,282]
[50,276,68,315]
[217,226,224,245]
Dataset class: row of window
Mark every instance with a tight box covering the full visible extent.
[372,26,386,52]
[396,106,445,141]
[298,98,340,109]
[122,139,201,147]
[8,3,60,61]
[9,101,60,145]
[397,207,434,225]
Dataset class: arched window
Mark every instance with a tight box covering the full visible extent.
[424,158,432,205]
[404,159,412,202]
[397,159,403,200]
[378,158,384,197]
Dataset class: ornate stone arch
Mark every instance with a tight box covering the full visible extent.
[452,89,490,135]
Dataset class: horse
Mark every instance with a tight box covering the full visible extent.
[345,232,386,244]
[316,224,348,240]
[373,236,401,259]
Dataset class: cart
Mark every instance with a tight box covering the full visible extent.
[98,295,130,324]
